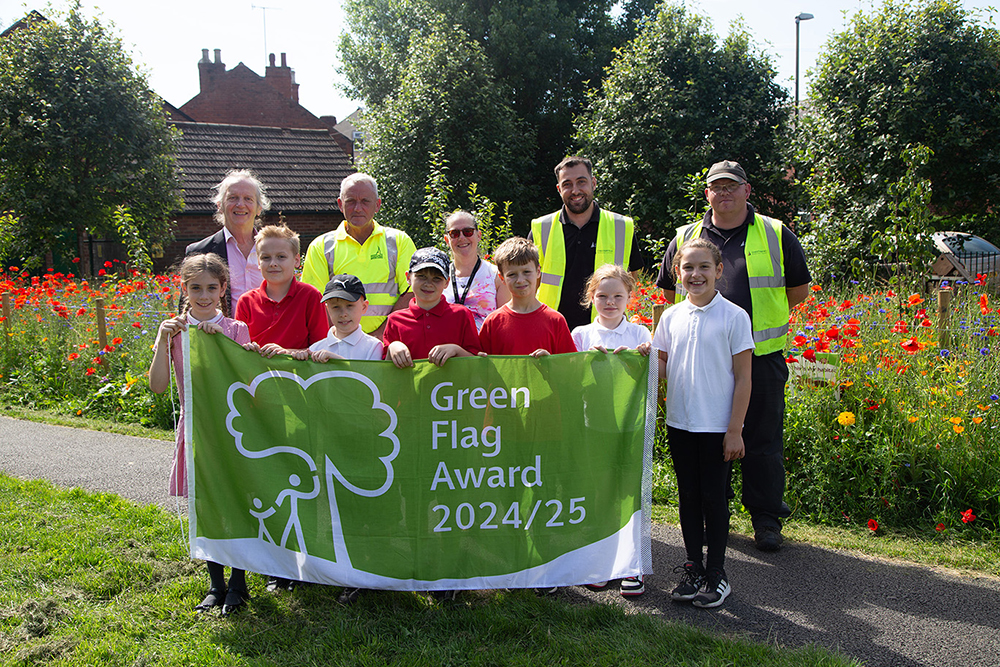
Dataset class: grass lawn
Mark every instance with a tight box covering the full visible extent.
[0,474,858,667]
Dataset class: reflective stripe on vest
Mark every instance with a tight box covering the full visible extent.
[674,214,789,355]
[323,228,400,318]
[531,209,633,315]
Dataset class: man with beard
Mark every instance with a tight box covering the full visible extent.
[530,156,645,331]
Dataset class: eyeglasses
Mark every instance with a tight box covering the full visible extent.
[708,183,744,195]
[447,227,477,239]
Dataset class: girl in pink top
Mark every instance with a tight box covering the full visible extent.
[149,253,252,617]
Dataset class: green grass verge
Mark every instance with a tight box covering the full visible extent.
[0,403,174,441]
[0,474,856,667]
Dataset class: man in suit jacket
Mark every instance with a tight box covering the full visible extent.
[186,169,271,314]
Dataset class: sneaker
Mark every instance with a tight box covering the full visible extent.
[620,576,644,597]
[754,526,783,552]
[534,587,559,596]
[583,581,609,591]
[337,587,364,605]
[670,561,706,601]
[691,568,730,608]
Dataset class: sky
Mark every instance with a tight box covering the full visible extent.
[1,0,998,124]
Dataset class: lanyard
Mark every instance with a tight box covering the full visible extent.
[450,257,482,305]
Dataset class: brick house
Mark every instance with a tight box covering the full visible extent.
[158,49,354,272]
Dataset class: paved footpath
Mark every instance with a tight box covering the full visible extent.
[3,415,999,667]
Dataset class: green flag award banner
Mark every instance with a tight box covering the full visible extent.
[183,329,655,590]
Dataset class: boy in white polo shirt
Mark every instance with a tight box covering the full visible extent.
[309,274,384,361]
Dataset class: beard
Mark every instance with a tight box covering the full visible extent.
[564,192,593,215]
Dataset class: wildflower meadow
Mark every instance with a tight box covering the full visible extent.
[1,263,997,542]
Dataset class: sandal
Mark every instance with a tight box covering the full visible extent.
[220,588,249,616]
[194,588,226,612]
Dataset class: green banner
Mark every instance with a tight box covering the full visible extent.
[184,329,654,590]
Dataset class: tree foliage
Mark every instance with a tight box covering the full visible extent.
[0,6,181,269]
[339,0,657,230]
[798,0,1000,276]
[359,19,531,246]
[574,3,792,241]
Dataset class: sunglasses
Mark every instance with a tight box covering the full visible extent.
[447,227,477,239]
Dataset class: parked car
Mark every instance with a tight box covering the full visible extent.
[929,231,1000,287]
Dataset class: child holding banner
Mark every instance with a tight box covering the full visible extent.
[149,253,253,616]
[653,238,754,609]
[572,263,652,596]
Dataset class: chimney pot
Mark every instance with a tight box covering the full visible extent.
[214,48,221,63]
[281,52,287,67]
[269,53,276,67]
[200,48,209,63]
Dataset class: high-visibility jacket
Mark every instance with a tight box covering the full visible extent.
[301,222,416,334]
[674,214,789,355]
[530,209,633,318]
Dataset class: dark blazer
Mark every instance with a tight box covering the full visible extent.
[184,229,235,314]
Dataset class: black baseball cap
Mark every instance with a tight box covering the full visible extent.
[408,247,450,277]
[706,160,748,184]
[322,274,366,302]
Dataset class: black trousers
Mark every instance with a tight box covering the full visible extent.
[740,351,792,530]
[668,426,731,572]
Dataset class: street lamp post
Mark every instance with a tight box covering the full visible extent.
[795,12,814,114]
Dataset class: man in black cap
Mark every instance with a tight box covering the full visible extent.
[656,160,811,551]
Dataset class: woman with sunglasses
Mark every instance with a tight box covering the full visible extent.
[442,210,510,331]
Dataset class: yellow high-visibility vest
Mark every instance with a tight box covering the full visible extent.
[674,214,789,355]
[531,209,633,318]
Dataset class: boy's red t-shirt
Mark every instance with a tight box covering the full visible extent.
[382,298,481,360]
[479,303,577,355]
[235,278,328,349]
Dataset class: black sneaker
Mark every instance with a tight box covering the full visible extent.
[754,526,783,552]
[670,561,706,601]
[691,568,730,609]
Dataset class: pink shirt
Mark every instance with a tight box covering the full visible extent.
[224,226,262,307]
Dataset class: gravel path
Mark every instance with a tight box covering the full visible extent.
[3,415,998,667]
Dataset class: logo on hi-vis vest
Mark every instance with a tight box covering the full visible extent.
[371,247,384,260]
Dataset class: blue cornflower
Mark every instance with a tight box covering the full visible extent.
[980,348,990,355]
[940,349,950,358]
[992,394,999,401]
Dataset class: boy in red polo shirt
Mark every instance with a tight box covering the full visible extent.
[235,225,328,358]
[479,237,576,356]
[382,247,481,367]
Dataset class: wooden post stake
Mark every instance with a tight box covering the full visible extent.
[937,289,951,351]
[652,303,665,331]
[1,292,11,342]
[95,298,108,350]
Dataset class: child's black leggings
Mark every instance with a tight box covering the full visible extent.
[667,426,731,572]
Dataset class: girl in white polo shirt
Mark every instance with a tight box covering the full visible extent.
[572,263,652,596]
[653,237,754,609]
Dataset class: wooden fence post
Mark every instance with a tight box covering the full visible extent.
[652,303,665,331]
[937,289,951,351]
[1,292,10,342]
[95,298,108,350]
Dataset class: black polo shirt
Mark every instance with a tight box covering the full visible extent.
[555,203,645,331]
[655,205,810,319]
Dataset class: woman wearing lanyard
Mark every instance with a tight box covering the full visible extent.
[442,210,510,331]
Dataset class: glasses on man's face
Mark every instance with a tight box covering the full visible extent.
[708,183,744,195]
[447,227,477,239]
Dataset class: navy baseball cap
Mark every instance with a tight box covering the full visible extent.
[408,247,450,277]
[322,274,366,302]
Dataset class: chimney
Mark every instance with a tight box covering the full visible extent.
[198,48,225,93]
[265,51,295,102]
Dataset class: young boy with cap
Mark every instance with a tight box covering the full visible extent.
[309,274,383,362]
[382,247,481,368]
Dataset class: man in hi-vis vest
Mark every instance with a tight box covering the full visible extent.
[656,160,811,552]
[531,156,645,331]
[302,173,415,340]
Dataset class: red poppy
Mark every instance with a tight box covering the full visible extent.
[900,337,921,353]
[961,509,976,523]
[132,322,142,328]
[989,328,998,337]
[98,269,106,276]
[867,519,878,532]
[825,326,840,340]
[810,285,822,292]
[85,367,96,376]
[908,294,924,306]
[786,354,799,363]
[112,337,122,345]
[935,523,945,532]
[793,335,808,347]
[980,294,991,315]
[976,272,988,285]
[67,353,79,361]
[104,261,113,269]
[891,320,909,334]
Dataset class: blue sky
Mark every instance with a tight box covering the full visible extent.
[1,0,997,123]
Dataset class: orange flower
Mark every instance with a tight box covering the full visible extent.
[908,294,924,305]
[67,352,79,361]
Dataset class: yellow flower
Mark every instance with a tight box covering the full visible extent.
[953,425,965,434]
[837,411,856,426]
[908,416,919,423]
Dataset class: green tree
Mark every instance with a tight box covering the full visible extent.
[0,6,180,270]
[798,0,1000,278]
[574,3,792,242]
[339,0,657,229]
[359,19,531,246]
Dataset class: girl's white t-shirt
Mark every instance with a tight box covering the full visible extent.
[572,317,651,352]
[652,291,755,433]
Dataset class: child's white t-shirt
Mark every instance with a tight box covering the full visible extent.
[652,291,754,433]
[572,317,651,352]
[308,326,383,361]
